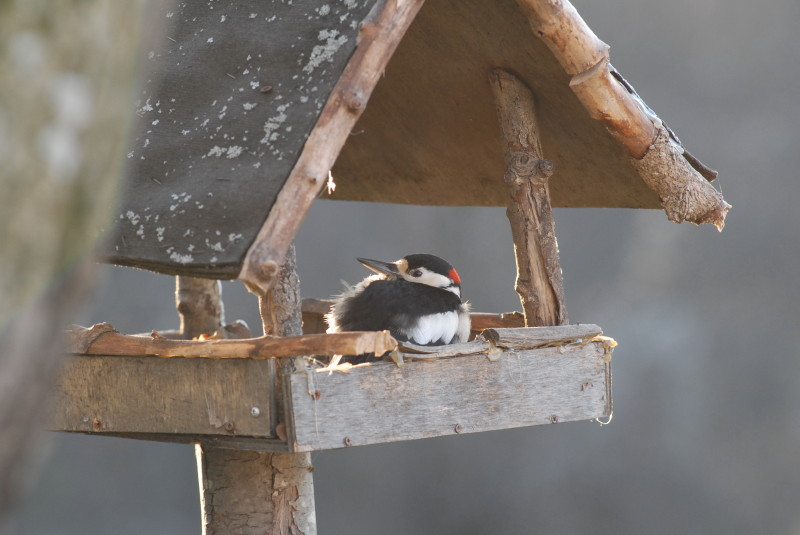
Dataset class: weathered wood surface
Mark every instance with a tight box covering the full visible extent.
[516,0,729,229]
[331,0,726,228]
[52,355,274,437]
[196,447,316,535]
[196,242,317,535]
[515,0,654,159]
[53,324,612,449]
[630,127,731,230]
[397,324,603,359]
[482,325,603,349]
[239,0,425,294]
[107,0,381,278]
[67,323,397,359]
[176,277,224,338]
[287,339,613,451]
[300,297,525,335]
[490,69,568,327]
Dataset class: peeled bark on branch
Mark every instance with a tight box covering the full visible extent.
[67,324,397,360]
[515,0,730,229]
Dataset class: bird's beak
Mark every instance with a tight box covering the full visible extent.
[357,257,400,277]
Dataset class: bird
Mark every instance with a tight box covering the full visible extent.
[326,254,471,351]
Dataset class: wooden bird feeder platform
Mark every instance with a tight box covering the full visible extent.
[55,312,613,452]
[51,0,729,532]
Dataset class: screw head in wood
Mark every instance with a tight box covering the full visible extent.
[454,423,464,434]
[549,415,559,424]
[343,437,353,447]
[250,407,261,417]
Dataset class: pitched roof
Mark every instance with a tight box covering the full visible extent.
[106,0,729,288]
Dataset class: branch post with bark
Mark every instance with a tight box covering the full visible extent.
[489,69,568,327]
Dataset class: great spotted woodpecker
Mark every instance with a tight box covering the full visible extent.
[326,254,471,347]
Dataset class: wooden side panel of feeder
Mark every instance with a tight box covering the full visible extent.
[52,355,275,438]
[285,341,612,452]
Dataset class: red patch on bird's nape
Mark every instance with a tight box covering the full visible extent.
[448,268,461,285]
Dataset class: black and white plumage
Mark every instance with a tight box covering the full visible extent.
[326,254,471,346]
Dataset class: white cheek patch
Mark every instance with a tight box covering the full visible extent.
[408,269,451,289]
[405,311,460,345]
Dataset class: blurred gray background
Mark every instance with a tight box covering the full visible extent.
[13,0,800,533]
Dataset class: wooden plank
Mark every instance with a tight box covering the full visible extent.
[482,324,602,349]
[52,355,275,437]
[287,339,612,451]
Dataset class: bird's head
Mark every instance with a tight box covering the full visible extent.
[357,253,463,297]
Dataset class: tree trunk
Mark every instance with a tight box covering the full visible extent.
[0,2,162,527]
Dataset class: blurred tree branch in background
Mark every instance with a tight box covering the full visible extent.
[0,0,169,525]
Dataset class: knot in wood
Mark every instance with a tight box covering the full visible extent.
[259,260,279,280]
[504,152,555,186]
[345,91,366,113]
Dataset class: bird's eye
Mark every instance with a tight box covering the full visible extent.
[409,269,422,277]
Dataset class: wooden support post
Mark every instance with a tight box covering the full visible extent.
[176,277,224,338]
[489,69,568,327]
[194,244,317,535]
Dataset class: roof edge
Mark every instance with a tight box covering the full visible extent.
[238,0,426,295]
[516,0,730,228]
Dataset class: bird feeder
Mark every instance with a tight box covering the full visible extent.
[53,0,729,532]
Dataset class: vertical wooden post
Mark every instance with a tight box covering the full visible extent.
[176,277,224,338]
[191,244,317,535]
[489,69,568,327]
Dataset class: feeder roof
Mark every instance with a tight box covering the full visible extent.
[106,0,728,283]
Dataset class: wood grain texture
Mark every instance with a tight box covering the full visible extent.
[287,340,612,451]
[66,324,397,359]
[332,0,661,209]
[514,0,608,76]
[490,69,568,327]
[517,0,655,158]
[482,324,602,349]
[568,57,657,159]
[52,355,274,437]
[331,0,723,219]
[239,0,425,295]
